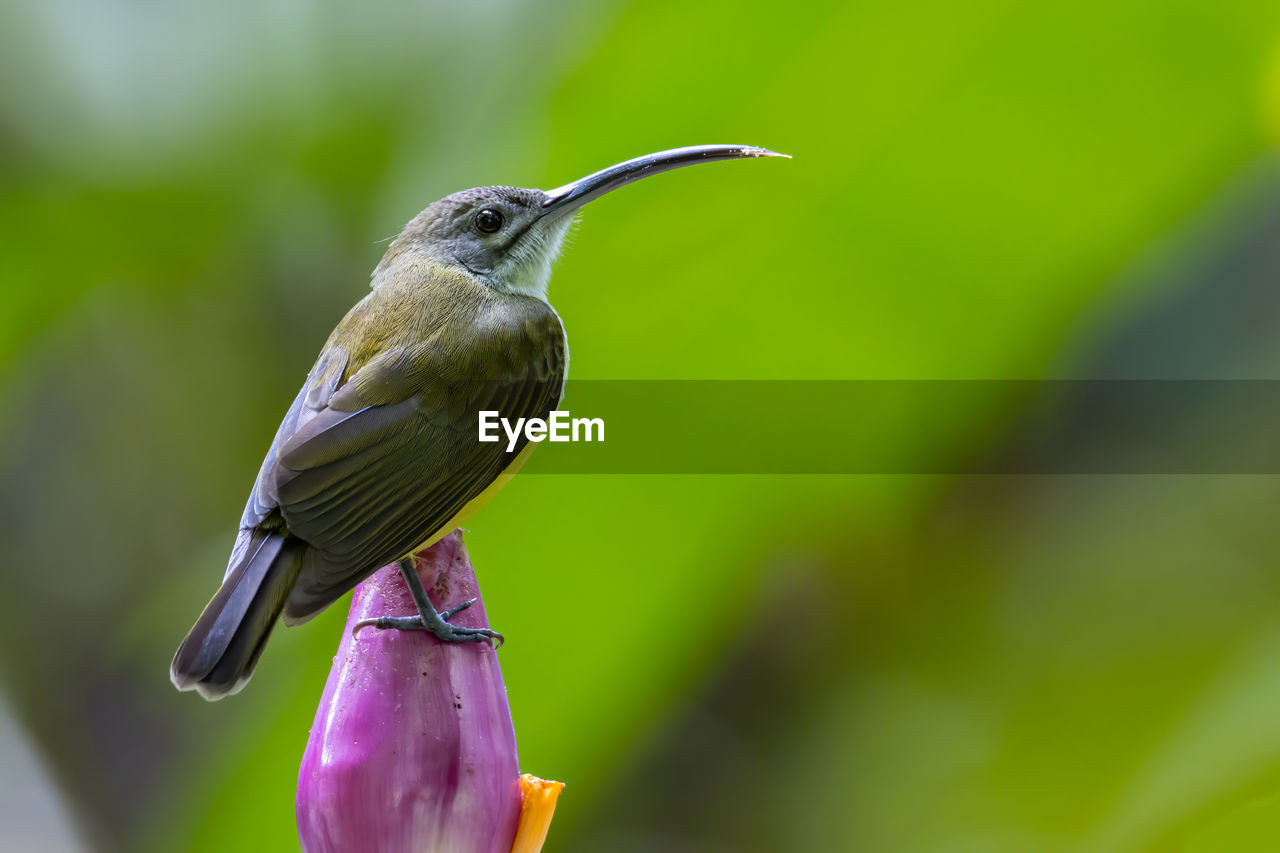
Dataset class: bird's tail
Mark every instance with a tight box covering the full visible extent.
[170,531,303,700]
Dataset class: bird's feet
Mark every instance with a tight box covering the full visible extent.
[354,598,503,647]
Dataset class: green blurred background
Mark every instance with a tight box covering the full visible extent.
[4,0,1280,850]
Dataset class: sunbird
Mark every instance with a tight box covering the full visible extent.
[171,145,785,699]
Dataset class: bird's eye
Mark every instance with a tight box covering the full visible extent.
[475,208,505,233]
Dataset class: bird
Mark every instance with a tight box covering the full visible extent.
[170,144,786,700]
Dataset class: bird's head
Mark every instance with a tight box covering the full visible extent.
[389,145,787,300]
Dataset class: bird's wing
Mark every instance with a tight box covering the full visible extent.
[224,346,349,580]
[272,302,565,622]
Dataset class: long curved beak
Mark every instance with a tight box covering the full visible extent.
[541,144,788,215]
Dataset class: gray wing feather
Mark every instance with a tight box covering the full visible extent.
[277,369,561,622]
[272,309,565,623]
[225,347,349,580]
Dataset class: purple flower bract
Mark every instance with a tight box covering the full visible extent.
[297,531,521,853]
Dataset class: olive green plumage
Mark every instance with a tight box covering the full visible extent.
[277,261,566,621]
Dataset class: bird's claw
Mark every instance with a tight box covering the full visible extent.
[352,609,503,648]
[438,598,476,620]
[353,615,425,635]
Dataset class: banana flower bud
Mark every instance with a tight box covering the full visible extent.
[297,531,561,853]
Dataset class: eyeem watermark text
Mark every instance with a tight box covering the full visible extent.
[478,410,605,453]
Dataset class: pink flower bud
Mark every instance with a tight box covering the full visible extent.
[297,531,523,853]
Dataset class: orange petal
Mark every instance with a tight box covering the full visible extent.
[510,773,565,853]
